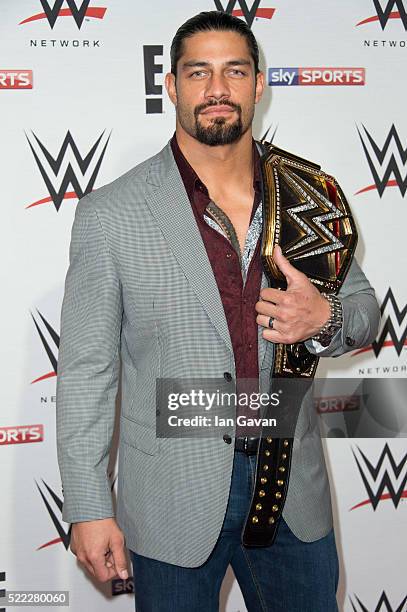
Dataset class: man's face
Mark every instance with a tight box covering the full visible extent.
[166,30,264,146]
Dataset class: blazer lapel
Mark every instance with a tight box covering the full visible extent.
[144,142,234,356]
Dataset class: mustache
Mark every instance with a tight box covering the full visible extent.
[194,100,242,116]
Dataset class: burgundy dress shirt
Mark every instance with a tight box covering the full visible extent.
[170,134,264,437]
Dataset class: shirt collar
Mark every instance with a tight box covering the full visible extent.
[170,132,262,213]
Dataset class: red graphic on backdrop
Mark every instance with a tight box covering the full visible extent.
[350,443,407,511]
[352,288,407,358]
[0,424,44,445]
[356,124,407,197]
[356,0,407,29]
[20,0,106,29]
[0,70,33,89]
[26,130,110,211]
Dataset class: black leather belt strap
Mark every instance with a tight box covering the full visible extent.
[241,434,293,546]
[234,436,260,455]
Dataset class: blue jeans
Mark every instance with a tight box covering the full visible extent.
[129,450,339,611]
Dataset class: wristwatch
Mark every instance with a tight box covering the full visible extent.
[311,293,343,347]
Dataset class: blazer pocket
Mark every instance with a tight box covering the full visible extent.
[120,414,160,455]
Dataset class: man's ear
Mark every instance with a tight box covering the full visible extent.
[165,72,177,106]
[254,70,265,104]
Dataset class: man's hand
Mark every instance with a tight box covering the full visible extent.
[255,244,331,344]
[70,517,129,583]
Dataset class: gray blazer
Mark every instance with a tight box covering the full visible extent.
[55,140,381,567]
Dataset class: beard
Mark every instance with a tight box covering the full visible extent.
[194,101,244,146]
[177,99,253,147]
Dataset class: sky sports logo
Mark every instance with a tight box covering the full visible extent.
[268,67,366,86]
[0,70,33,89]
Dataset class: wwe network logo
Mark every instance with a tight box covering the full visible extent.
[213,1,275,27]
[349,590,407,611]
[356,0,407,29]
[36,473,116,550]
[350,443,407,511]
[31,310,59,384]
[356,124,407,197]
[26,130,111,211]
[20,0,107,29]
[353,288,407,357]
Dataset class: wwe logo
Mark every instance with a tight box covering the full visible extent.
[356,0,407,30]
[26,130,111,211]
[20,0,107,29]
[31,310,59,384]
[351,443,407,510]
[213,0,275,27]
[349,590,407,611]
[37,472,117,550]
[352,288,407,357]
[356,124,407,197]
[36,479,72,550]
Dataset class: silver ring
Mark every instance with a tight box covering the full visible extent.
[268,316,274,329]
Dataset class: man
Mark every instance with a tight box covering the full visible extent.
[56,10,380,612]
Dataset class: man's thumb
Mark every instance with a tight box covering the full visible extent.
[273,244,296,281]
[110,539,129,579]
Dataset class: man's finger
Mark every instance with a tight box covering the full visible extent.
[88,552,116,582]
[261,327,285,342]
[255,300,279,318]
[256,314,280,330]
[258,287,285,305]
[110,539,129,580]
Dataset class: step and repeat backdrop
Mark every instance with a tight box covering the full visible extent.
[1,1,406,610]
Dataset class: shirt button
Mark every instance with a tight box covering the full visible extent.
[223,434,232,444]
[224,372,232,382]
[248,343,253,349]
[243,298,247,305]
[226,252,232,258]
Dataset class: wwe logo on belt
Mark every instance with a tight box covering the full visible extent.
[356,124,407,197]
[350,443,407,510]
[31,310,59,384]
[26,130,111,211]
[349,590,407,611]
[19,0,107,29]
[213,0,275,27]
[352,288,407,357]
[356,0,407,29]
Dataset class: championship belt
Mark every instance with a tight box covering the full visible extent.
[241,142,358,546]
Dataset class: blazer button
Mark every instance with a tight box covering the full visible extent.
[345,336,355,346]
[224,372,232,381]
[223,434,232,444]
